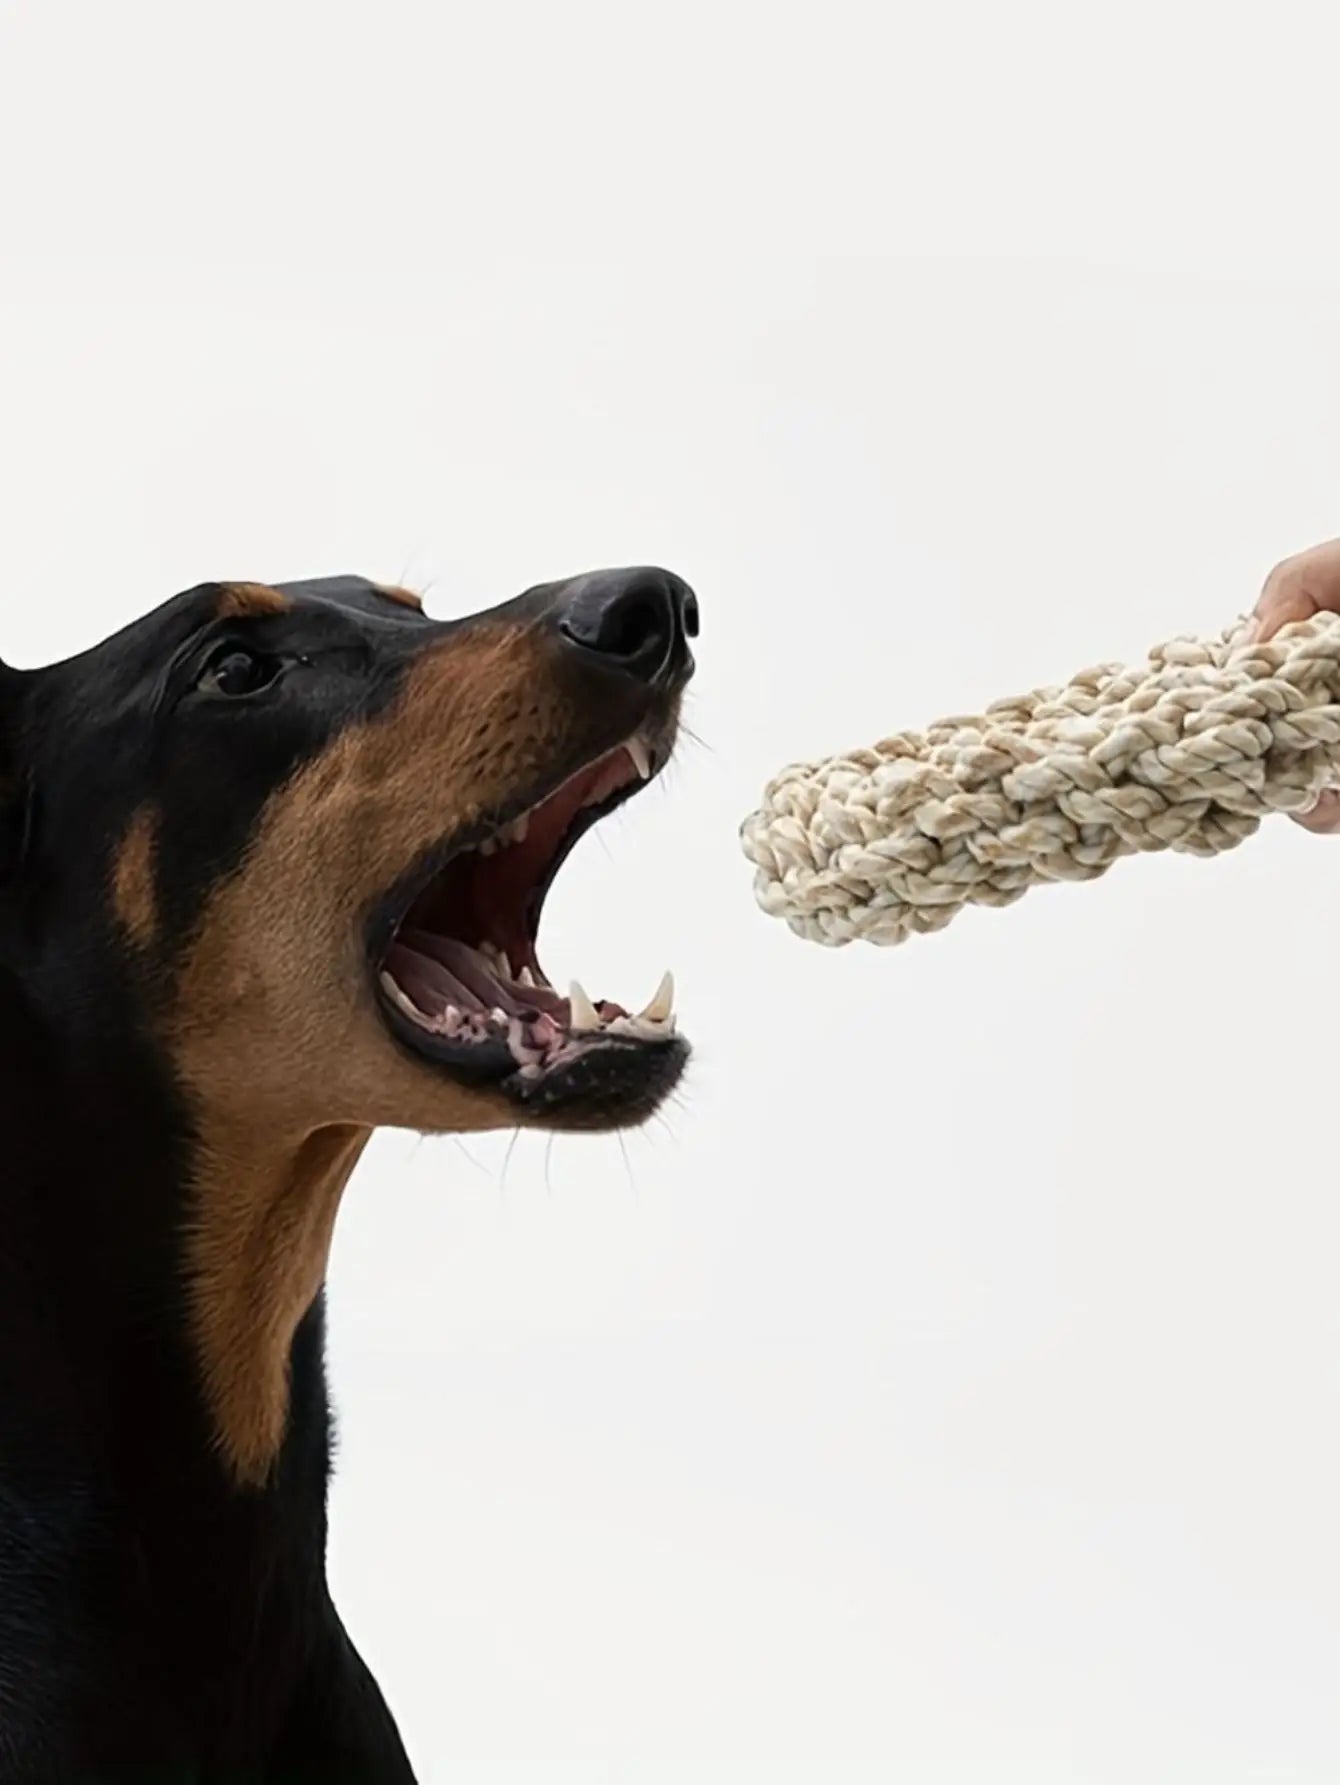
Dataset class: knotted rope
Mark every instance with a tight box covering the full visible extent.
[740,614,1340,947]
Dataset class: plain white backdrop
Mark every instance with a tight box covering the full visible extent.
[5,3,1340,1779]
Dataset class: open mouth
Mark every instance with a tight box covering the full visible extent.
[373,734,683,1110]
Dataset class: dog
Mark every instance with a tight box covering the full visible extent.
[0,566,697,1780]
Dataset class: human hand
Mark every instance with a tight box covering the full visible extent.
[1247,540,1340,833]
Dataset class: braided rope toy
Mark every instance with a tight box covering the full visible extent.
[740,613,1340,947]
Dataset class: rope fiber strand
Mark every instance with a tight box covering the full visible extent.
[740,614,1340,947]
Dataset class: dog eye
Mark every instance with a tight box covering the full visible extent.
[198,647,282,699]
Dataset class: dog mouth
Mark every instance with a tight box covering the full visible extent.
[372,732,685,1119]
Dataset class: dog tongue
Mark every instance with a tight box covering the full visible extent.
[384,943,482,1016]
[393,930,557,1017]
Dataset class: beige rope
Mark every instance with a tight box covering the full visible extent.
[740,614,1340,947]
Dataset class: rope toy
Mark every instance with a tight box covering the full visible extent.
[740,614,1340,947]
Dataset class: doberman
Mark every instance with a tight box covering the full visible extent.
[0,566,697,1781]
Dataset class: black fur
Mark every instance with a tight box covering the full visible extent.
[0,570,695,1781]
[0,581,441,1781]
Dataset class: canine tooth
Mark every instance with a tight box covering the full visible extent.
[442,1006,463,1036]
[625,736,653,780]
[638,970,675,1024]
[568,979,602,1033]
[490,1006,508,1026]
[517,965,536,989]
[509,813,530,843]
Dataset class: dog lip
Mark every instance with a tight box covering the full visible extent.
[502,1027,690,1123]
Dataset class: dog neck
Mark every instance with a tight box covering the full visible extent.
[184,1116,371,1488]
[0,967,364,1514]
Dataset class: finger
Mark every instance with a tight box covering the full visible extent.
[1251,539,1340,642]
[1291,789,1340,834]
[1251,582,1319,644]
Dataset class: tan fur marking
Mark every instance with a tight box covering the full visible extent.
[217,582,289,619]
[112,806,158,946]
[171,618,616,1483]
[186,1123,369,1486]
[376,583,424,611]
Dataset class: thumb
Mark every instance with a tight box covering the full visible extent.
[1292,789,1340,834]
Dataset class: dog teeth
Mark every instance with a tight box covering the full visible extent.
[379,971,428,1023]
[507,1015,547,1068]
[606,973,677,1040]
[441,1005,463,1036]
[637,970,675,1026]
[568,979,602,1033]
[476,812,531,856]
[479,940,512,979]
[625,736,654,780]
[490,1006,508,1027]
[517,964,536,989]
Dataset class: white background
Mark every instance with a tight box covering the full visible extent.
[4,3,1340,1779]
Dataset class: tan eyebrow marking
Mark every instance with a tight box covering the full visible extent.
[217,582,290,619]
[376,584,424,612]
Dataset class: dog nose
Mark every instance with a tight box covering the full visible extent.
[558,567,697,686]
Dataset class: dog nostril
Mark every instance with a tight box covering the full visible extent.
[598,592,665,662]
[559,568,691,685]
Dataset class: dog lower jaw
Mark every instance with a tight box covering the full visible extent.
[376,979,689,1128]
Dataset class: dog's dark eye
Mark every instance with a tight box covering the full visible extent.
[198,647,282,699]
